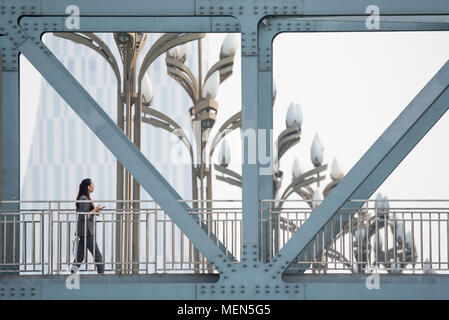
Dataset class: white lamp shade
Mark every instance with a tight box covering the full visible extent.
[218,139,231,167]
[311,134,324,167]
[354,228,366,240]
[142,73,154,104]
[423,258,435,273]
[395,222,404,241]
[405,231,412,247]
[375,192,390,211]
[292,157,305,179]
[168,46,180,59]
[273,159,279,173]
[286,102,303,129]
[221,33,239,56]
[312,187,324,209]
[177,42,191,60]
[272,80,277,106]
[375,192,383,202]
[330,157,344,180]
[202,71,220,99]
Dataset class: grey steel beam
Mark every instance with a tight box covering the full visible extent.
[268,59,449,275]
[7,33,233,272]
[20,16,240,34]
[0,37,20,275]
[33,0,449,16]
[1,274,448,299]
[40,0,196,16]
[241,54,260,263]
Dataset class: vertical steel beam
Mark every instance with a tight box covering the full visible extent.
[0,38,20,274]
[241,53,260,264]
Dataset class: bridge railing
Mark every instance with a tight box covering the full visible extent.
[261,200,449,274]
[1,199,448,275]
[0,200,242,275]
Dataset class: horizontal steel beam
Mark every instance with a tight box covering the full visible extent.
[26,0,449,17]
[39,0,196,16]
[19,16,240,34]
[1,274,448,299]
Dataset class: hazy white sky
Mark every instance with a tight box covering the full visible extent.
[20,31,449,202]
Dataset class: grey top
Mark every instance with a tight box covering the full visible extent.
[76,195,95,237]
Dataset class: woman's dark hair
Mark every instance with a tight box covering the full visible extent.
[76,178,95,211]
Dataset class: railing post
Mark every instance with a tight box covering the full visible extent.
[48,201,53,275]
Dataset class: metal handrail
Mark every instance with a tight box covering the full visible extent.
[1,199,449,275]
[0,199,242,275]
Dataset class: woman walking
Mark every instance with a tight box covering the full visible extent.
[71,178,106,275]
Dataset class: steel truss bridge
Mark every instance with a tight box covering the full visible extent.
[1,0,449,299]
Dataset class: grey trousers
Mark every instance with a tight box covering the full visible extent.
[73,236,104,274]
